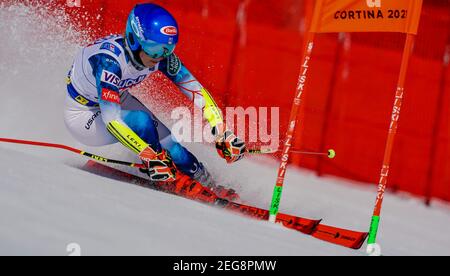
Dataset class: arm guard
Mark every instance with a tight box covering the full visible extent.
[159,54,225,135]
[89,53,150,155]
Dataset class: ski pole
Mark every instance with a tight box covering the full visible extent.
[0,137,335,168]
[291,149,336,159]
[0,137,146,169]
[246,148,278,154]
[247,148,336,159]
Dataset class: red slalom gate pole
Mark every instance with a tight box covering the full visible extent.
[268,31,316,223]
[367,33,416,255]
[0,137,146,169]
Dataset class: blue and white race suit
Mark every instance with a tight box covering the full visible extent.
[64,35,219,178]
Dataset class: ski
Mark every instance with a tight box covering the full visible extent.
[83,160,368,250]
[222,201,321,235]
[82,160,320,234]
[312,224,368,250]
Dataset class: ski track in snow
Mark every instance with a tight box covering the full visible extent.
[0,3,449,256]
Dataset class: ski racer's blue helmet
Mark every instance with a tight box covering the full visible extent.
[125,3,179,64]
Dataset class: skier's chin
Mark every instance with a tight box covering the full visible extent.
[139,51,163,68]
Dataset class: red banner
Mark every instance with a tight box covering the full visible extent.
[310,0,423,34]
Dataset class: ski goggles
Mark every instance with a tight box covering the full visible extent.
[140,39,176,59]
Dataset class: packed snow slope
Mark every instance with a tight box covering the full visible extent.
[1,3,450,256]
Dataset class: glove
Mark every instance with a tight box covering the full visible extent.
[139,146,177,182]
[215,130,246,164]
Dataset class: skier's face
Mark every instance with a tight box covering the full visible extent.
[139,51,164,68]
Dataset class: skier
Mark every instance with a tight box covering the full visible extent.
[64,3,246,200]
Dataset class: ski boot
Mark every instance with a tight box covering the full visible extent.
[192,163,240,202]
[171,174,216,203]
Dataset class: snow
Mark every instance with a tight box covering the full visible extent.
[0,3,449,256]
